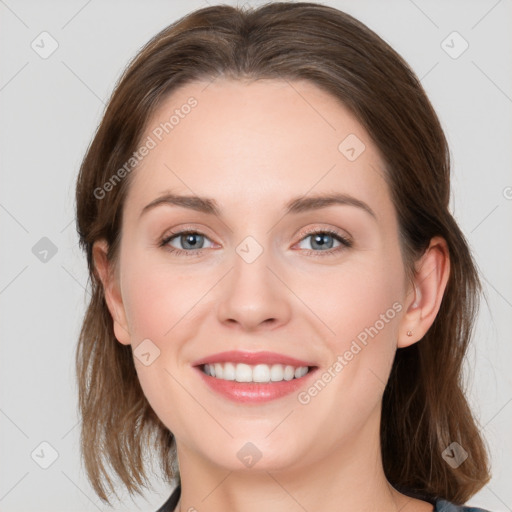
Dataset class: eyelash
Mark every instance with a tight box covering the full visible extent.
[159,227,353,258]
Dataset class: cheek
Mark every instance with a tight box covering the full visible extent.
[302,254,404,350]
[309,251,404,409]
[120,250,209,340]
[119,252,214,418]
[119,251,204,434]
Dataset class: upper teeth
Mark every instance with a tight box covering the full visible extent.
[203,362,310,382]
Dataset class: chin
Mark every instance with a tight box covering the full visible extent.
[196,435,308,473]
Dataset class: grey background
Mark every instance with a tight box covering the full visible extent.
[1,0,511,511]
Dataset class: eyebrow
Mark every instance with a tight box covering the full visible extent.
[139,191,377,221]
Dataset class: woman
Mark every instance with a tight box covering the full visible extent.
[74,3,493,511]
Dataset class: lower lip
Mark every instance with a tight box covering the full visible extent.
[194,366,318,403]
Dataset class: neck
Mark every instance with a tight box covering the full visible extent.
[173,406,412,512]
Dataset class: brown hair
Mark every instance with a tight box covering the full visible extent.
[75,1,491,505]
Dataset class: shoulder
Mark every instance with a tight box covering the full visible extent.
[435,498,494,512]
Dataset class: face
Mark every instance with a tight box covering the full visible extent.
[100,78,416,473]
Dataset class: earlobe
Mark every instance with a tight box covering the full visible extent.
[92,239,131,346]
[398,236,450,348]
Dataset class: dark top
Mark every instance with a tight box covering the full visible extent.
[155,484,493,512]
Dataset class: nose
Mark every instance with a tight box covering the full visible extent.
[216,246,292,332]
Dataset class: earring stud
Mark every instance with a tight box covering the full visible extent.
[406,330,413,337]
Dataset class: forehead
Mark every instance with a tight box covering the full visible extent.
[124,78,391,221]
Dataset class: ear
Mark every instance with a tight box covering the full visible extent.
[398,236,451,348]
[92,239,131,346]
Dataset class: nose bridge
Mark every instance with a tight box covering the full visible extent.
[216,232,291,330]
[235,234,267,267]
[231,232,276,298]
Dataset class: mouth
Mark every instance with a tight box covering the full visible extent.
[199,362,315,383]
[191,351,319,403]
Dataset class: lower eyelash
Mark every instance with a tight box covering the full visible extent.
[160,229,352,256]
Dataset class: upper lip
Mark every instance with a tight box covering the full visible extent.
[192,350,317,368]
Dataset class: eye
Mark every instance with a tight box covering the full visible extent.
[295,228,352,256]
[160,230,215,256]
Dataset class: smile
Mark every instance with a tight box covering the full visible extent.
[192,350,319,403]
[201,362,311,383]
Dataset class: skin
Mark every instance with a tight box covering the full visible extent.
[94,78,450,512]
